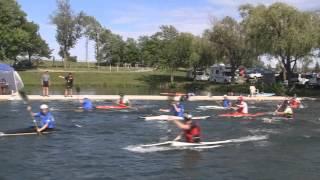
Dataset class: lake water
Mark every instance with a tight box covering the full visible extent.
[0,99,319,179]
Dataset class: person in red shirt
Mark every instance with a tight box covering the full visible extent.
[169,113,201,143]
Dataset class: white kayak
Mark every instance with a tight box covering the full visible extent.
[141,135,268,148]
[141,115,210,121]
[197,105,228,110]
[255,93,275,97]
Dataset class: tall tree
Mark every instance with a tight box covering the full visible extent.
[207,16,254,78]
[123,38,140,65]
[78,13,102,68]
[157,25,183,83]
[240,3,318,81]
[51,0,82,68]
[0,0,49,63]
[22,22,51,62]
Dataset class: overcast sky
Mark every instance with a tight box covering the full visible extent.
[17,0,320,61]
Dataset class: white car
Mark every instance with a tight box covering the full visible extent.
[194,71,210,81]
[246,70,263,79]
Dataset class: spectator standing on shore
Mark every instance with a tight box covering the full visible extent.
[59,73,73,97]
[41,71,50,96]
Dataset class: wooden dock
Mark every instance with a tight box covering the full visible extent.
[0,94,316,101]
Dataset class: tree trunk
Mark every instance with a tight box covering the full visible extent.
[170,69,174,83]
[86,37,89,69]
[63,49,67,69]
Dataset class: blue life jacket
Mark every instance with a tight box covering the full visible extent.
[34,112,55,129]
[171,104,185,117]
[223,99,230,108]
[82,98,93,110]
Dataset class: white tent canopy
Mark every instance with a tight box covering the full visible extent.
[0,64,24,94]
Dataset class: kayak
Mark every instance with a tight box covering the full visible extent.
[141,135,268,147]
[95,105,129,110]
[0,127,55,137]
[255,93,275,97]
[141,115,210,121]
[197,105,228,110]
[219,112,266,117]
[160,92,187,96]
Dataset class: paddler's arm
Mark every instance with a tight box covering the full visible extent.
[159,109,170,112]
[172,104,180,112]
[37,123,48,133]
[173,133,183,141]
[58,75,65,79]
[27,106,36,117]
[170,119,190,130]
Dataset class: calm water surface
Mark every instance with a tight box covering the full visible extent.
[0,99,320,180]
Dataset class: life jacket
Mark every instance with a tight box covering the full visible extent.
[290,100,300,108]
[184,123,201,143]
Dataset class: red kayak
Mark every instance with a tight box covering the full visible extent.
[219,112,266,117]
[95,105,129,110]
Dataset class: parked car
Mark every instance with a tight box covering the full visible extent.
[245,69,263,79]
[305,73,320,88]
[194,71,210,81]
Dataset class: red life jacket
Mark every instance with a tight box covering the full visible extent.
[184,123,201,143]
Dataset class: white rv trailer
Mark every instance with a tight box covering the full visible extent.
[209,64,232,83]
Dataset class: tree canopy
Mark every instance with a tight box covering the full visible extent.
[0,0,50,62]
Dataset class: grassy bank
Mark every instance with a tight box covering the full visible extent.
[18,70,188,89]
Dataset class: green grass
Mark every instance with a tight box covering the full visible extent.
[18,70,188,88]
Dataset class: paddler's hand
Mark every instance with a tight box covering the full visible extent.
[36,127,42,133]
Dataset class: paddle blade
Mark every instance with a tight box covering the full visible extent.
[18,90,29,103]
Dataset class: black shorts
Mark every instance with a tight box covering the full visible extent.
[66,84,73,89]
[43,81,49,87]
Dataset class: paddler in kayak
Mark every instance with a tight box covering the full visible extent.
[27,104,55,133]
[222,95,232,108]
[235,96,248,114]
[79,97,94,111]
[116,93,131,107]
[169,113,201,143]
[289,95,301,109]
[275,100,293,118]
[159,97,185,117]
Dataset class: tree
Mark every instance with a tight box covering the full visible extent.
[207,16,254,79]
[22,22,51,62]
[78,13,102,68]
[0,0,49,63]
[123,38,140,65]
[51,0,82,68]
[138,35,162,67]
[157,25,185,83]
[240,2,318,82]
[98,30,125,66]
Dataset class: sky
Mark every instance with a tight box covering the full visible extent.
[16,0,320,62]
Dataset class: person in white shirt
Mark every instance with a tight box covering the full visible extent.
[236,96,248,114]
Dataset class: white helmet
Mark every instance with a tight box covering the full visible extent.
[40,104,49,109]
[183,113,193,120]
